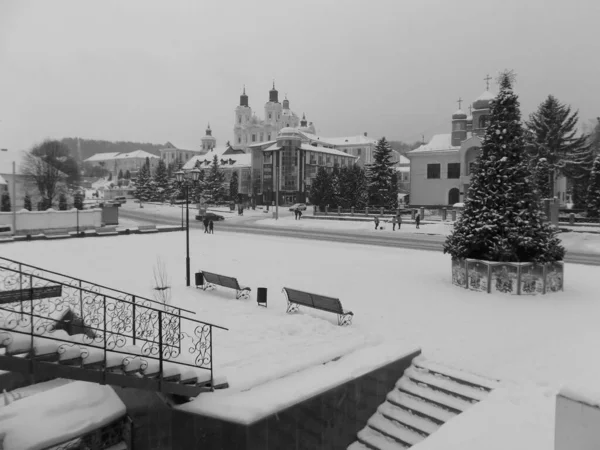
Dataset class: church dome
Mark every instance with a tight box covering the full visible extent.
[452,109,467,119]
[473,90,496,110]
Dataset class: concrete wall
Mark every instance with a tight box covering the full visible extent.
[0,208,102,234]
[409,153,461,205]
[555,393,600,450]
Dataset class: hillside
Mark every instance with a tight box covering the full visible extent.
[60,138,168,161]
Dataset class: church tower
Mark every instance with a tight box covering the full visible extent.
[471,75,495,138]
[234,86,253,147]
[201,123,217,151]
[451,98,467,146]
[300,113,307,127]
[264,81,283,126]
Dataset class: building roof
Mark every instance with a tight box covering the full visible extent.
[299,144,358,158]
[83,152,122,163]
[323,135,378,146]
[407,134,459,154]
[183,151,251,170]
[248,140,277,149]
[0,174,6,185]
[114,150,159,160]
[397,155,410,164]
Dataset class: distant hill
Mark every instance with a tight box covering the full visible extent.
[60,138,167,161]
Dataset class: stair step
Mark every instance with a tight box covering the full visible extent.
[378,402,439,435]
[347,441,373,450]
[387,390,456,424]
[32,352,61,363]
[396,378,469,414]
[368,413,426,447]
[413,358,498,392]
[406,366,487,402]
[357,426,408,450]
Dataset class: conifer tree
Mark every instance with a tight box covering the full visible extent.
[388,171,399,209]
[203,155,226,204]
[134,163,152,201]
[525,95,591,197]
[310,166,333,211]
[191,169,205,203]
[118,169,123,179]
[444,72,565,263]
[153,159,170,201]
[73,191,83,210]
[0,192,11,212]
[586,155,600,218]
[23,193,32,211]
[531,158,552,200]
[229,171,239,201]
[329,165,341,208]
[339,164,368,209]
[58,193,68,210]
[367,137,396,206]
[124,170,131,180]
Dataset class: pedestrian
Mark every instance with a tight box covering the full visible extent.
[415,213,420,229]
[298,209,302,219]
[392,215,397,231]
[203,218,209,233]
[397,213,402,230]
[209,220,214,234]
[374,216,379,230]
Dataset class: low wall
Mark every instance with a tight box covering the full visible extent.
[555,389,600,449]
[0,208,102,235]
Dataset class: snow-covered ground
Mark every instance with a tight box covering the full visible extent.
[1,231,600,448]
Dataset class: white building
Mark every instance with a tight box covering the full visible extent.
[83,150,160,177]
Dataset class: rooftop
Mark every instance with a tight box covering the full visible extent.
[183,151,251,170]
[0,149,29,175]
[407,134,459,154]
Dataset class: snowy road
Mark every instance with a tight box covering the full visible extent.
[119,208,600,266]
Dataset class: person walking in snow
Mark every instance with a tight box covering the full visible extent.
[203,217,209,233]
[374,216,380,230]
[397,213,402,230]
[415,213,420,229]
[294,208,299,220]
[298,209,302,219]
[391,215,397,231]
[209,220,214,234]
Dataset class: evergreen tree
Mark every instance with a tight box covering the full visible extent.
[229,171,239,201]
[73,191,83,210]
[531,157,552,200]
[388,171,399,209]
[525,95,591,197]
[124,170,131,179]
[366,137,396,206]
[23,193,32,211]
[338,164,368,209]
[153,159,170,201]
[309,166,333,211]
[58,193,68,210]
[118,169,123,179]
[1,192,10,212]
[586,155,600,218]
[203,155,226,204]
[108,172,112,181]
[133,162,152,201]
[191,169,205,203]
[444,71,565,263]
[329,165,341,208]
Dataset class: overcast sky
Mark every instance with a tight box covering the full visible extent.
[1,0,598,152]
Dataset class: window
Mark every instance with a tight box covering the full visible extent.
[447,163,460,179]
[238,137,241,144]
[427,163,441,179]
[267,134,271,141]
[260,133,264,141]
[269,113,272,119]
[252,134,256,142]
[357,148,361,155]
[479,115,489,129]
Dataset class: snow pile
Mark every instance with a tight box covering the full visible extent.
[0,381,125,450]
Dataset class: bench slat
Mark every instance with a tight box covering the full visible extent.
[200,271,250,297]
[0,285,63,305]
[283,287,353,326]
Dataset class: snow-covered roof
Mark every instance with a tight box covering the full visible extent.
[0,149,28,175]
[301,131,377,147]
[452,109,467,118]
[0,174,6,185]
[114,150,159,160]
[183,152,251,170]
[407,134,458,154]
[476,90,496,102]
[299,144,357,158]
[83,152,121,163]
[248,140,277,149]
[397,155,410,165]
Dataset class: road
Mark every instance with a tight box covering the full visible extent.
[119,208,600,266]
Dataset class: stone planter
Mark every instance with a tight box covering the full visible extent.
[451,258,564,295]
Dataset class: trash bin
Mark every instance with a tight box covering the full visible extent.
[195,272,204,287]
[257,287,267,307]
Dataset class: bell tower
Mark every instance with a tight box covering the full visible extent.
[234,86,253,148]
[264,80,283,128]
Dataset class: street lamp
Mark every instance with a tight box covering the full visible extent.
[175,168,201,287]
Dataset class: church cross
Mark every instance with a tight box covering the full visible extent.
[484,74,492,90]
[457,97,463,109]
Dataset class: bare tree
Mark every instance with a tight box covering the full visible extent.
[152,256,171,306]
[22,141,68,209]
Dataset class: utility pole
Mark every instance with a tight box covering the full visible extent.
[12,161,16,234]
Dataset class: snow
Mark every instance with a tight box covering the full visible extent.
[407,134,458,153]
[1,227,600,447]
[0,381,125,450]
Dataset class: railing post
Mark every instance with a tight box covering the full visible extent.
[158,310,163,393]
[210,325,214,392]
[29,274,34,382]
[132,296,136,346]
[103,295,107,386]
[19,266,23,320]
[79,280,83,319]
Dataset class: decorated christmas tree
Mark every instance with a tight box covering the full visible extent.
[443,72,565,263]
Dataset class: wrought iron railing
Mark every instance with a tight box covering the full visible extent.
[0,255,196,318]
[0,263,227,389]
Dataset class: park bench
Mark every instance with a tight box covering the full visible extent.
[282,287,354,326]
[0,285,63,305]
[44,228,71,239]
[138,225,158,233]
[95,226,118,236]
[196,271,251,299]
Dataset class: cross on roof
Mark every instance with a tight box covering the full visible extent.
[457,97,463,109]
[484,74,492,90]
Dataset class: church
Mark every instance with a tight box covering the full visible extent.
[406,79,567,207]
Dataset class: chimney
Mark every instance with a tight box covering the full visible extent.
[364,132,367,137]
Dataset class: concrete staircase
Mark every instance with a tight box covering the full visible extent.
[348,357,499,449]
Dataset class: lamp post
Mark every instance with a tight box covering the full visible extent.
[175,168,201,287]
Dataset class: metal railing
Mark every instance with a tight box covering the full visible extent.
[0,263,228,390]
